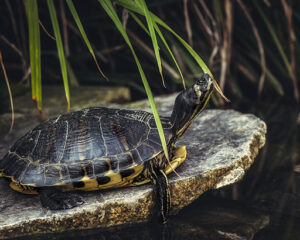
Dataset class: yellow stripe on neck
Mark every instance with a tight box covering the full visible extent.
[176,90,213,137]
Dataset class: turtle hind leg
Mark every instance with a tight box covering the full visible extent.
[38,187,84,210]
[151,168,170,224]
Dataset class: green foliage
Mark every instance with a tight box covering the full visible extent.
[47,0,70,111]
[129,12,185,88]
[26,0,41,109]
[66,0,107,80]
[137,0,164,86]
[117,0,211,74]
[99,0,175,160]
[254,1,292,81]
[1,0,299,112]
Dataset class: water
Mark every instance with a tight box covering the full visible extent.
[234,101,300,240]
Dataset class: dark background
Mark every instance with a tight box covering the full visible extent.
[0,0,300,239]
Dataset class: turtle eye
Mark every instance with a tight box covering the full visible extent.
[196,73,210,86]
[197,79,205,85]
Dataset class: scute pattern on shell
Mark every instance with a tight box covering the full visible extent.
[0,107,173,187]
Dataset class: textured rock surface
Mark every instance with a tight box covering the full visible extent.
[0,94,266,239]
[8,197,269,240]
[0,86,130,137]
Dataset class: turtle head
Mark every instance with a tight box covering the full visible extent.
[170,73,214,137]
[194,73,214,105]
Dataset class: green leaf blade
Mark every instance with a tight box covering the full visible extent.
[116,0,210,74]
[137,0,164,86]
[47,0,70,111]
[129,11,186,89]
[26,0,42,109]
[66,0,107,80]
[254,1,292,75]
[116,0,228,101]
[98,0,170,160]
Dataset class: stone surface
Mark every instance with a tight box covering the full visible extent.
[0,86,130,137]
[15,86,131,113]
[11,197,269,240]
[0,94,266,239]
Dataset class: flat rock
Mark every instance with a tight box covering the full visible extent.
[14,86,131,113]
[0,95,266,239]
[11,197,269,240]
[0,86,130,137]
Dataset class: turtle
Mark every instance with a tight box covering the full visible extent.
[0,73,213,223]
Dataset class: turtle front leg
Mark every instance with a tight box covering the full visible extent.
[38,187,84,210]
[149,166,171,224]
[164,146,186,175]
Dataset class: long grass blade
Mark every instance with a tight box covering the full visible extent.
[280,0,298,100]
[136,0,165,87]
[0,51,14,134]
[155,16,228,101]
[169,39,201,77]
[116,0,228,102]
[66,0,107,80]
[39,19,56,40]
[117,1,207,69]
[26,0,42,110]
[254,0,295,97]
[126,29,180,82]
[98,0,170,161]
[237,0,266,97]
[244,51,284,96]
[255,1,289,70]
[129,12,186,88]
[47,0,70,111]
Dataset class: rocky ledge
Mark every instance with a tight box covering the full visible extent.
[0,96,266,239]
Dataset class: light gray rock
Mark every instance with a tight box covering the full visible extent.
[0,94,266,239]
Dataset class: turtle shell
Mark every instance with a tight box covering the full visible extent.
[0,107,173,189]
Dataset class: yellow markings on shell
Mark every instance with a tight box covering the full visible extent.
[9,181,38,194]
[114,163,145,188]
[128,152,134,164]
[78,176,99,190]
[66,163,145,191]
[6,146,185,194]
[98,164,144,189]
[50,165,69,186]
[117,125,130,151]
[53,165,64,184]
[2,173,38,192]
[98,170,123,189]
